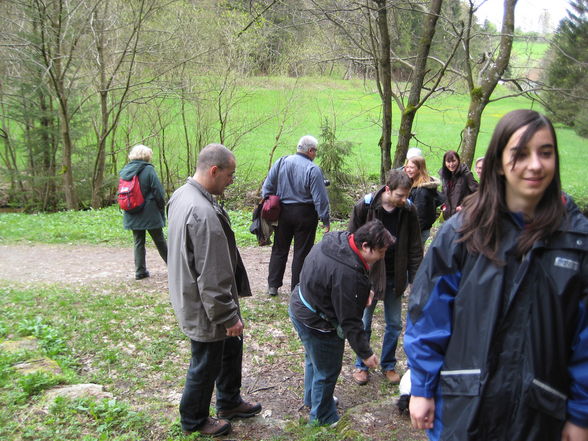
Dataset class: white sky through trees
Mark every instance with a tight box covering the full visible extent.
[476,0,571,32]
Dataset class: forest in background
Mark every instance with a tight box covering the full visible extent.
[1,0,586,212]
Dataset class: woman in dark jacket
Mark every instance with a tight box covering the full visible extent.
[405,155,441,245]
[289,220,394,425]
[405,110,588,441]
[439,150,478,220]
[120,144,167,279]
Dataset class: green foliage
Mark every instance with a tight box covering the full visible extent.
[17,317,73,362]
[18,371,62,397]
[284,415,367,441]
[51,397,147,435]
[543,0,588,137]
[318,118,356,218]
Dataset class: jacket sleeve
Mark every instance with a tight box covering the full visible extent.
[348,198,368,233]
[465,171,479,195]
[261,160,279,198]
[404,222,462,398]
[567,275,588,427]
[148,166,166,211]
[187,211,239,329]
[410,188,426,228]
[309,166,330,226]
[406,204,424,282]
[331,269,373,360]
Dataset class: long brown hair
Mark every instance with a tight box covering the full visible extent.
[458,109,565,262]
[406,156,431,187]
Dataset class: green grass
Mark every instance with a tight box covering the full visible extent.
[0,283,183,440]
[126,77,587,210]
[0,280,372,440]
[0,204,348,247]
[4,75,588,211]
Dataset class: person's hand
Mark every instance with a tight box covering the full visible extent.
[409,396,435,430]
[562,421,588,441]
[362,354,378,369]
[366,290,375,307]
[456,205,462,212]
[226,319,244,338]
[323,224,330,233]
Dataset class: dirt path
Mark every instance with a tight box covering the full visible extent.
[0,243,278,294]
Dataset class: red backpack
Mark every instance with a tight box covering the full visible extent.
[117,173,145,213]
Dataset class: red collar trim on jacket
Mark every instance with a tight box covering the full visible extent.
[348,234,369,270]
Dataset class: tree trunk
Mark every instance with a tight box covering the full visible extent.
[373,0,393,183]
[91,5,108,209]
[459,0,517,167]
[38,90,57,211]
[57,95,79,210]
[91,90,108,209]
[394,0,443,168]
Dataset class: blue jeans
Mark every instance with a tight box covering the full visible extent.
[180,337,243,432]
[355,278,402,372]
[289,307,343,425]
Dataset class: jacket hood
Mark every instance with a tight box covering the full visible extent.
[414,176,441,190]
[319,231,365,272]
[120,160,150,180]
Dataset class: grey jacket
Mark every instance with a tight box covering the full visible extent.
[167,178,251,342]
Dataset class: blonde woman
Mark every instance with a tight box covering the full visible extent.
[404,156,441,244]
[119,144,167,279]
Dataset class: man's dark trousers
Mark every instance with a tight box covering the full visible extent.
[268,203,318,291]
[179,336,243,432]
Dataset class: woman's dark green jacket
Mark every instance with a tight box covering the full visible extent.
[119,160,166,230]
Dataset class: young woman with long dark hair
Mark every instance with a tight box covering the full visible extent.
[439,150,478,219]
[405,109,588,441]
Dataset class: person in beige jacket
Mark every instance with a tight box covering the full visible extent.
[167,143,260,438]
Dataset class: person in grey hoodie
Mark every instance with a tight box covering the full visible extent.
[167,143,260,438]
[119,144,167,280]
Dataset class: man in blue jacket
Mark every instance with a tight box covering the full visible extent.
[262,135,330,296]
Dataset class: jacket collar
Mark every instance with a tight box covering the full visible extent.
[187,178,214,204]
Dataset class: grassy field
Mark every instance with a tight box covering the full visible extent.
[133,77,588,209]
[0,205,348,247]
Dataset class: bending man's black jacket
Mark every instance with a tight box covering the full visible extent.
[291,231,373,360]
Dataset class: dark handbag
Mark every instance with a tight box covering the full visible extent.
[260,156,285,222]
[261,195,281,221]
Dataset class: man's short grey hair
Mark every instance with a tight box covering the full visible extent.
[196,143,235,171]
[128,144,153,162]
[297,135,318,153]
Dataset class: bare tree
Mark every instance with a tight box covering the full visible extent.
[31,0,102,209]
[458,0,517,166]
[87,0,165,208]
[393,0,459,167]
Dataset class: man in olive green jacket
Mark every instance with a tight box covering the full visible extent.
[167,143,260,438]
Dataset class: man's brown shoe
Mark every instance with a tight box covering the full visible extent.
[183,417,231,437]
[384,369,401,384]
[352,369,369,385]
[217,400,262,420]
